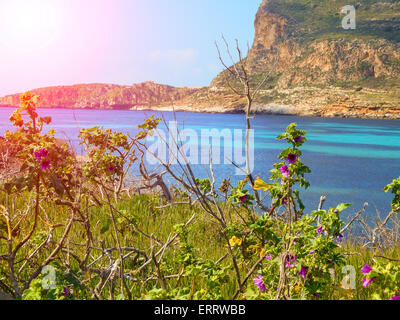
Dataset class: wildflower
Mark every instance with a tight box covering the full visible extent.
[334,209,339,214]
[108,166,115,173]
[317,226,323,234]
[34,151,42,161]
[40,160,51,171]
[62,288,70,297]
[390,290,400,300]
[280,165,289,178]
[286,153,298,164]
[34,148,49,162]
[362,278,374,287]
[253,275,267,291]
[298,266,308,279]
[285,254,296,268]
[240,195,248,204]
[361,264,373,275]
[294,136,303,143]
[39,148,49,158]
[173,241,179,246]
[309,250,316,255]
[281,197,288,206]
[266,254,273,261]
[337,234,344,242]
[229,236,242,247]
[314,293,321,299]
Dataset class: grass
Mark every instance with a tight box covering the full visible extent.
[2,192,399,300]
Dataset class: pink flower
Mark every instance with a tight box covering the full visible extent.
[285,254,296,268]
[280,165,289,178]
[361,264,372,275]
[240,195,248,203]
[266,254,273,261]
[253,275,267,291]
[40,160,51,171]
[390,290,400,300]
[294,136,303,143]
[286,153,298,164]
[34,151,42,161]
[39,148,49,158]
[298,266,308,279]
[34,148,49,162]
[362,278,374,287]
[317,226,323,234]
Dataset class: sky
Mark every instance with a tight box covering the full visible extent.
[0,0,261,96]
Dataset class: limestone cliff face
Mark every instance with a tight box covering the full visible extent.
[213,0,400,89]
[0,82,200,109]
[206,0,400,119]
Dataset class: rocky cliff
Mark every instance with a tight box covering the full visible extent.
[0,81,201,110]
[1,0,400,119]
[195,0,400,119]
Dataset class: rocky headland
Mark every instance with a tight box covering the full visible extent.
[1,0,400,119]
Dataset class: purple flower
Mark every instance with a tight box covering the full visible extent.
[39,148,49,158]
[286,153,298,164]
[34,151,42,161]
[240,195,248,203]
[285,254,296,268]
[62,288,70,297]
[253,275,267,291]
[337,234,344,242]
[281,197,288,206]
[294,136,303,143]
[34,148,49,162]
[362,278,374,287]
[334,209,339,214]
[40,160,51,171]
[280,165,289,178]
[317,226,323,234]
[361,264,373,275]
[390,290,400,300]
[298,266,308,279]
[309,250,316,255]
[314,293,321,299]
[266,254,273,261]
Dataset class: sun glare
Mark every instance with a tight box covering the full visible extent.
[0,0,63,52]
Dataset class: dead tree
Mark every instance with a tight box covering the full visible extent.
[215,35,276,212]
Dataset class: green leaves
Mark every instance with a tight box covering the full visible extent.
[384,177,400,212]
[335,203,352,213]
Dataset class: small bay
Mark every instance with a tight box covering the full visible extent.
[1,107,400,221]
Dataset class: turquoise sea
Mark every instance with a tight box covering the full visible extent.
[1,107,400,221]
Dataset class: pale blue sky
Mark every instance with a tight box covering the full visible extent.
[0,0,261,96]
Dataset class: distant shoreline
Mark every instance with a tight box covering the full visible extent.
[1,104,400,121]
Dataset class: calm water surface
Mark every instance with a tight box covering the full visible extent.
[1,107,400,221]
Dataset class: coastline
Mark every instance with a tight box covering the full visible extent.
[2,103,400,120]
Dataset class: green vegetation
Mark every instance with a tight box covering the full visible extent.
[1,92,400,301]
[266,0,400,43]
